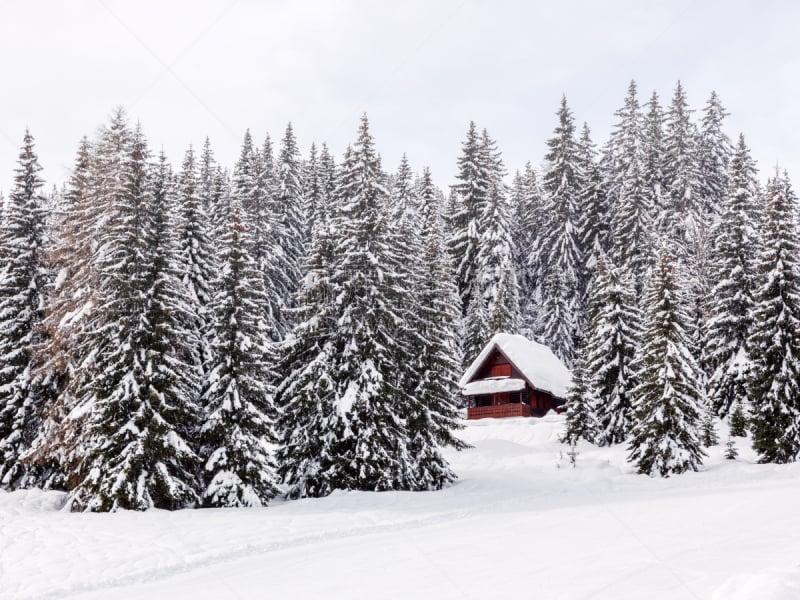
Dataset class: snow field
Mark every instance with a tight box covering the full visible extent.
[2,414,799,599]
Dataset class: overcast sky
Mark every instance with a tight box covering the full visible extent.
[1,0,799,193]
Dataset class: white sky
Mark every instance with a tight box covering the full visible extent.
[1,0,799,193]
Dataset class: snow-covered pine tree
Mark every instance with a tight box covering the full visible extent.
[700,402,719,447]
[729,397,747,437]
[642,91,666,219]
[68,135,202,511]
[30,133,103,489]
[318,142,337,221]
[487,257,520,336]
[584,254,640,445]
[705,134,760,416]
[230,131,282,341]
[327,115,416,491]
[577,123,608,277]
[449,121,489,313]
[201,196,279,507]
[561,340,597,445]
[176,145,217,374]
[609,154,654,296]
[601,80,642,217]
[696,91,732,218]
[539,96,585,365]
[275,198,349,499]
[404,177,465,489]
[475,130,519,333]
[746,172,800,463]
[660,81,701,241]
[516,164,546,337]
[463,289,489,367]
[0,130,50,489]
[628,249,705,477]
[304,142,323,235]
[199,137,227,241]
[391,153,417,230]
[273,123,307,333]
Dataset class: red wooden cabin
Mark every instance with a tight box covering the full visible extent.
[459,333,571,420]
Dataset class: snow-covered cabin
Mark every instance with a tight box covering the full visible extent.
[460,333,572,420]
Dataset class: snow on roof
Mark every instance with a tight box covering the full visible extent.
[461,377,526,396]
[459,333,572,398]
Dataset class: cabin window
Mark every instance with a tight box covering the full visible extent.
[490,363,512,377]
[509,392,521,403]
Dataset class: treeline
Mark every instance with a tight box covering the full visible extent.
[0,113,464,511]
[0,77,797,510]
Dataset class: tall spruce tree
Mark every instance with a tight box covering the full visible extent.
[584,255,640,445]
[539,96,585,364]
[475,130,519,333]
[67,134,201,511]
[706,135,759,416]
[273,123,306,334]
[0,130,50,489]
[275,202,349,498]
[660,81,700,241]
[628,249,705,477]
[404,179,465,489]
[746,172,800,463]
[201,198,278,507]
[696,91,732,217]
[577,123,608,276]
[176,145,217,373]
[326,115,415,491]
[450,122,489,313]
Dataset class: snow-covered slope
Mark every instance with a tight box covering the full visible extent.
[2,415,799,600]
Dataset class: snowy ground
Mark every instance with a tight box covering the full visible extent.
[3,414,800,600]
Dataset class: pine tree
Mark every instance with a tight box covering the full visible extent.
[450,122,489,312]
[577,123,608,276]
[729,397,747,437]
[746,172,800,463]
[463,290,489,367]
[475,130,519,333]
[602,80,642,217]
[642,91,666,219]
[30,132,104,490]
[705,135,760,416]
[231,131,282,341]
[696,91,732,217]
[175,145,217,374]
[539,96,585,364]
[68,131,201,511]
[0,130,50,489]
[405,182,465,489]
[628,250,705,477]
[700,403,719,447]
[199,137,228,241]
[609,155,654,296]
[201,198,278,507]
[275,205,349,498]
[304,142,323,234]
[584,255,640,445]
[273,123,307,334]
[561,342,597,445]
[327,115,416,490]
[660,81,700,241]
[724,436,738,460]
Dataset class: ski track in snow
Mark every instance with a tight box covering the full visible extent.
[3,414,800,600]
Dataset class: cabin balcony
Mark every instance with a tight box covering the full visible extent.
[467,402,531,420]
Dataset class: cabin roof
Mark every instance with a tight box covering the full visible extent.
[459,333,572,398]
